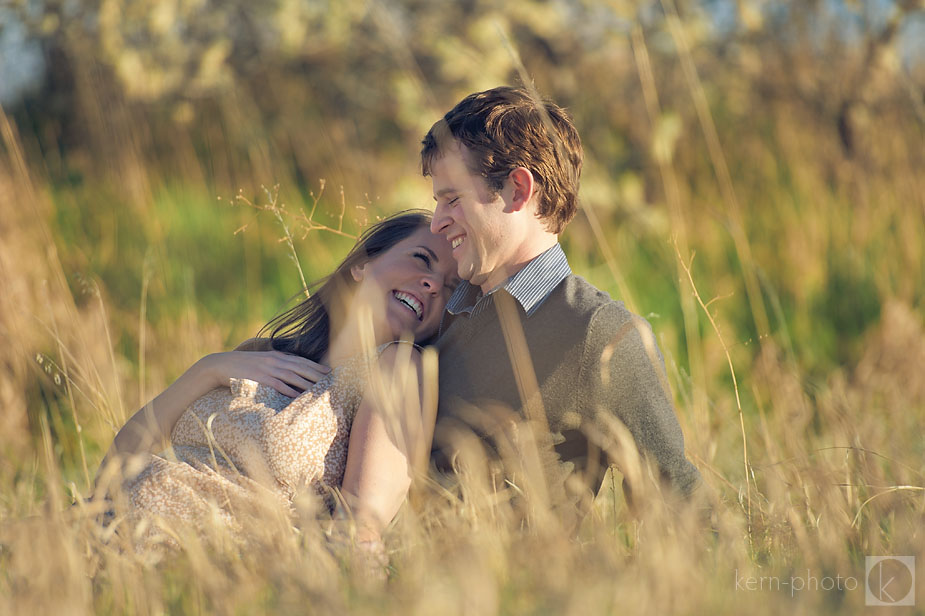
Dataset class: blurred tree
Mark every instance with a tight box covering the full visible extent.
[2,0,920,224]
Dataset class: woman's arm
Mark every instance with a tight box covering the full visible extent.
[96,348,331,480]
[338,343,438,541]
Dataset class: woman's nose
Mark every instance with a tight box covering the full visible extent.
[421,273,441,293]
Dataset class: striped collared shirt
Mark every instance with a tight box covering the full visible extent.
[444,243,572,322]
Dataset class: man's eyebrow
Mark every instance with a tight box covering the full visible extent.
[433,188,458,200]
[418,245,440,262]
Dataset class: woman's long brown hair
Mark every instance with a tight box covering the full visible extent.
[256,209,434,361]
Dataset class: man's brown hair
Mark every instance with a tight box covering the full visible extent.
[421,86,583,235]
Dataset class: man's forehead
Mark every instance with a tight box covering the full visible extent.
[431,143,482,189]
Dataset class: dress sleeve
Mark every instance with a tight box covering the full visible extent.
[579,302,702,499]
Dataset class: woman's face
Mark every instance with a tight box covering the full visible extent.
[350,226,460,343]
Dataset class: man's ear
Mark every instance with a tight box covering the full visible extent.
[350,263,366,282]
[508,167,535,212]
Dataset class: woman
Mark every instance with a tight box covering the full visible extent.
[96,210,458,550]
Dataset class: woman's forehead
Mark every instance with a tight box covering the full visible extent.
[405,226,452,255]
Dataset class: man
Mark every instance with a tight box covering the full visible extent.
[421,86,702,520]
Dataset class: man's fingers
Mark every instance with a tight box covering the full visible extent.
[295,366,329,384]
[273,354,331,383]
[271,351,330,370]
[277,371,314,393]
[264,377,301,398]
[228,351,331,392]
[292,355,331,374]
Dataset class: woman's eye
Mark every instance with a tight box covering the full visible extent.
[449,197,459,206]
[414,252,431,267]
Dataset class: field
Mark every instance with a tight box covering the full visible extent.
[0,1,923,614]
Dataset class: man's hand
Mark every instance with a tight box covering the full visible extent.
[198,350,331,397]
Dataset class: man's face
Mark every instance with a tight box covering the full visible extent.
[429,143,513,292]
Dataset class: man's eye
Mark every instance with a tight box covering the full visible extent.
[449,197,459,206]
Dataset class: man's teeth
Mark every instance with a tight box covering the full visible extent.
[394,291,423,319]
[452,236,465,249]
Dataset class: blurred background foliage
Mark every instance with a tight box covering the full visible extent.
[0,0,923,512]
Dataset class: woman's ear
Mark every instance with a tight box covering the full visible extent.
[350,263,366,282]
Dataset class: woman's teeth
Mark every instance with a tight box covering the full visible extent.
[393,291,423,320]
[452,236,465,249]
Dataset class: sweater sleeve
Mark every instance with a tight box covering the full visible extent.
[579,302,702,498]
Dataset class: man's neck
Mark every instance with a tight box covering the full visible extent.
[478,232,559,294]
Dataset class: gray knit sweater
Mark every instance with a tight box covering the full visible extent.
[432,274,702,505]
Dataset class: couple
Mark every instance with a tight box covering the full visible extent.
[98,86,702,550]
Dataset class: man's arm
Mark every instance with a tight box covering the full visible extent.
[580,302,702,502]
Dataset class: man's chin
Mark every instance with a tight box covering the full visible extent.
[460,266,486,288]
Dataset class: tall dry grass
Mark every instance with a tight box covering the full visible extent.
[3,118,923,615]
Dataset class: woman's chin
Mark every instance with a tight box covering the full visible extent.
[375,320,410,345]
[383,309,426,341]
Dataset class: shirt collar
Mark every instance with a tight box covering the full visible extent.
[446,243,571,317]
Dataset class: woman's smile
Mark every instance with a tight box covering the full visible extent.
[392,290,424,320]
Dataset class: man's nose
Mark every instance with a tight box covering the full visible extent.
[431,203,451,234]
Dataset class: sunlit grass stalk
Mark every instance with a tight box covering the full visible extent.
[661,0,773,349]
[90,279,127,426]
[674,240,753,533]
[262,184,310,299]
[138,251,153,412]
[498,21,640,313]
[851,486,924,528]
[43,281,91,490]
[234,183,361,300]
[630,21,709,431]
